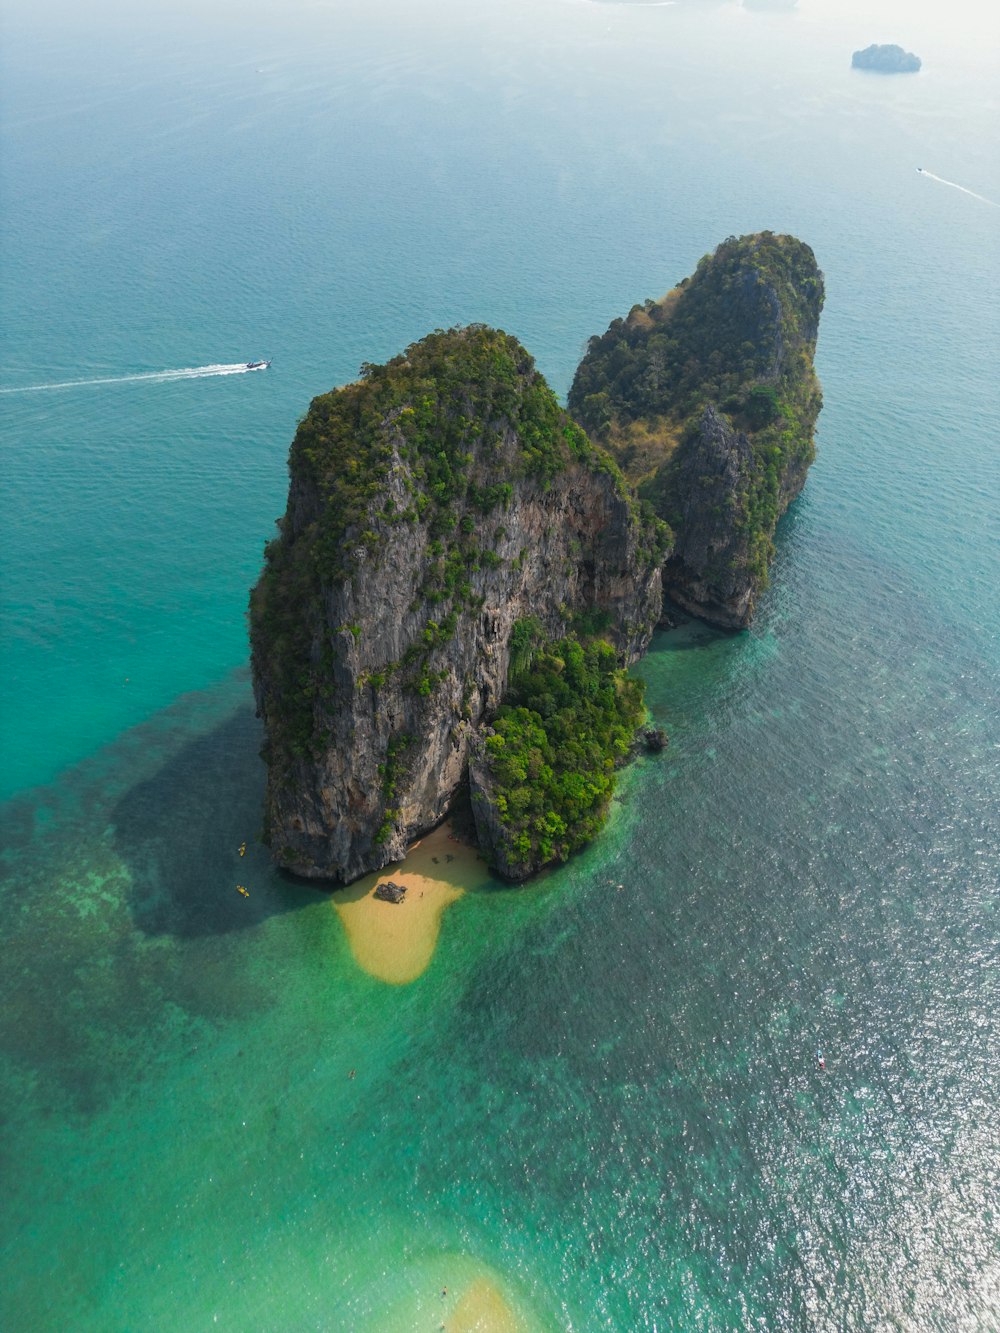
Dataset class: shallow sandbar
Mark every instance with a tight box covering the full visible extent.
[333,823,489,984]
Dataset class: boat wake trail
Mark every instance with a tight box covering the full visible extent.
[917,169,1000,208]
[0,363,259,395]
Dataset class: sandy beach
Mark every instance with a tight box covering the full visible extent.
[333,822,491,984]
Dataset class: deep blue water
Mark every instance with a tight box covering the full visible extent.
[2,0,998,1328]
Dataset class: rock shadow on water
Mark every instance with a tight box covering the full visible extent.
[113,706,322,939]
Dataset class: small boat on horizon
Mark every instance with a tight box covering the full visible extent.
[246,359,271,371]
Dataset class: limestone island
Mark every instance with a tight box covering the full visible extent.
[851,44,921,74]
[569,232,824,629]
[250,232,823,886]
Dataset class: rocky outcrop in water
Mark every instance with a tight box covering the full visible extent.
[569,232,824,629]
[852,44,921,74]
[250,327,665,882]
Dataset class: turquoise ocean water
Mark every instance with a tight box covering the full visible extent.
[2,0,998,1327]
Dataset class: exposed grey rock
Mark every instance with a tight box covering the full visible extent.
[657,404,809,630]
[657,400,813,630]
[374,880,406,903]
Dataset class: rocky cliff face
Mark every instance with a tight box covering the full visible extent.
[250,327,664,882]
[644,403,813,628]
[569,232,823,629]
[653,405,758,629]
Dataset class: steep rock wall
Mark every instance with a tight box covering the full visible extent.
[642,400,814,628]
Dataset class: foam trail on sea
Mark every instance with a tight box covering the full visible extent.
[918,170,999,208]
[0,363,258,394]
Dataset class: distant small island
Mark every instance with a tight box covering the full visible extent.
[852,44,921,74]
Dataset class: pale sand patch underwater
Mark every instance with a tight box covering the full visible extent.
[447,1276,523,1332]
[333,823,491,984]
[362,1251,532,1333]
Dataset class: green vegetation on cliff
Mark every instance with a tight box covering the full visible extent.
[571,233,821,438]
[297,325,598,571]
[474,624,645,874]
